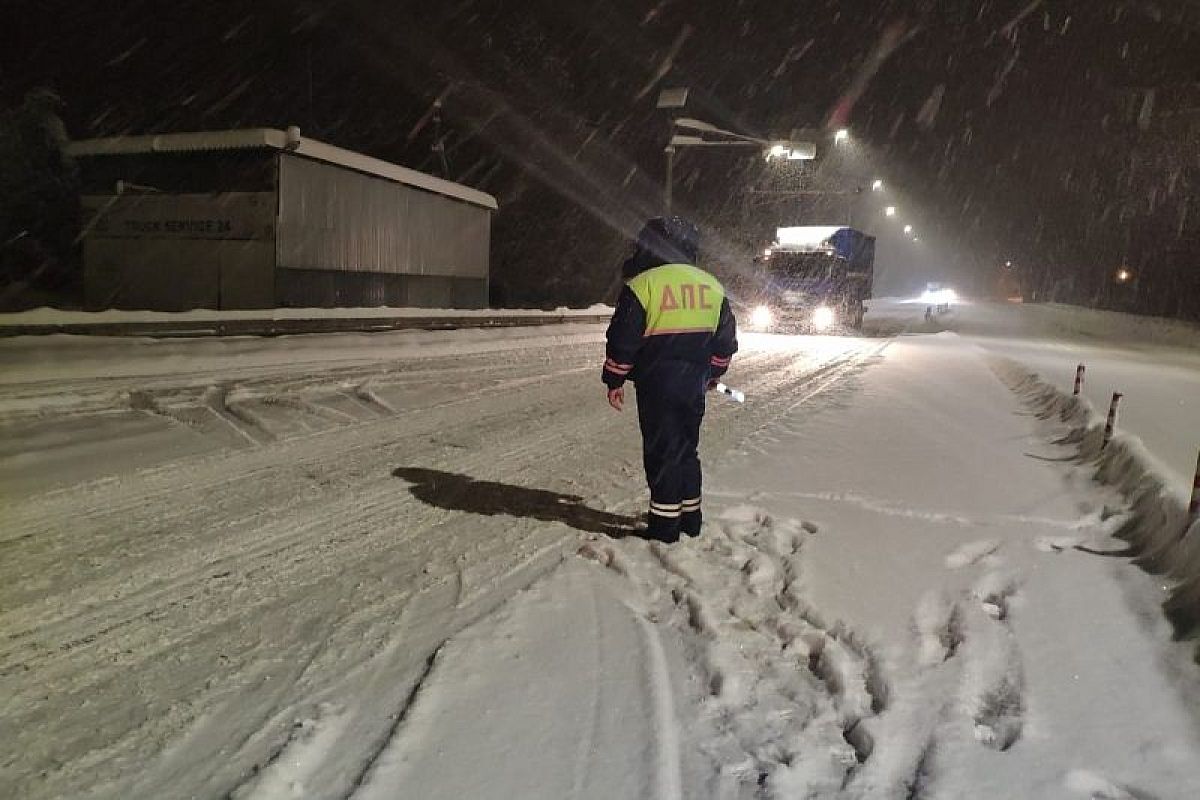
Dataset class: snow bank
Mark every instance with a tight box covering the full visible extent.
[0,303,615,326]
[1028,303,1200,350]
[993,358,1200,640]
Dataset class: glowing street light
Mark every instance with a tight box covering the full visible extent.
[764,140,817,161]
[885,206,897,217]
[903,224,913,234]
[1115,268,1133,283]
[834,129,850,144]
[872,179,884,191]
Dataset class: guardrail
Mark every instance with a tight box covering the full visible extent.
[0,313,613,339]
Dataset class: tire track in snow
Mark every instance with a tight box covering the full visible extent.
[634,606,684,800]
[570,579,604,798]
[342,646,443,798]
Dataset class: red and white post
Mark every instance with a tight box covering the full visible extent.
[1073,364,1086,396]
[1102,391,1122,448]
[1188,450,1200,528]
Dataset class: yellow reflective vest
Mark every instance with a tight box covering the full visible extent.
[627,263,726,336]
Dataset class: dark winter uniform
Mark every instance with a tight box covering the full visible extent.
[603,260,738,542]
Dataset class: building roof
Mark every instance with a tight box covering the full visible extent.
[66,127,498,211]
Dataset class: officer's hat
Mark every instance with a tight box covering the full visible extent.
[636,216,700,265]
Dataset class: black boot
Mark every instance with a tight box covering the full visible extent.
[646,513,681,544]
[681,509,702,537]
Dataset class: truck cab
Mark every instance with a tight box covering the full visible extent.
[749,226,875,332]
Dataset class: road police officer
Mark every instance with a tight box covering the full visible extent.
[602,217,738,543]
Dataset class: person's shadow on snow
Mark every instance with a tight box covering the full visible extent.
[392,467,638,537]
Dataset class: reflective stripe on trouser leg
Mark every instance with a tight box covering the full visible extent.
[681,496,703,537]
[650,501,682,518]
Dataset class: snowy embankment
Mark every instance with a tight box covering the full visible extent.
[1024,302,1200,350]
[903,298,1200,492]
[0,304,616,338]
[0,303,614,325]
[874,298,1200,643]
[994,359,1200,639]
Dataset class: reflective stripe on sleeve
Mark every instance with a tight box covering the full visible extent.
[604,358,633,375]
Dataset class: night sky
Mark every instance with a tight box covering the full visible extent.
[4,0,1199,310]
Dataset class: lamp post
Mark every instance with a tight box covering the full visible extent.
[665,143,675,213]
[657,87,690,214]
[660,119,815,213]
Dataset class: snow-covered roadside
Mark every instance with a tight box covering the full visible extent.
[0,323,611,392]
[995,360,1200,642]
[741,334,1200,798]
[314,331,1200,798]
[875,298,1200,493]
[0,303,614,327]
[873,300,1200,643]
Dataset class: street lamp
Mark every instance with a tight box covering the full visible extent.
[657,87,690,213]
[885,206,897,217]
[663,116,815,211]
[834,129,850,144]
[656,87,689,110]
[903,224,913,234]
[872,179,884,191]
[1115,268,1133,283]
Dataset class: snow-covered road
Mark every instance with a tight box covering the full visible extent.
[2,303,1198,799]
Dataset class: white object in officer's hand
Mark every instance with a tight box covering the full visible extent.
[715,382,745,403]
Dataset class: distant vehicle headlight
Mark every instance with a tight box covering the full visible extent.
[812,306,836,331]
[920,288,957,305]
[750,305,774,328]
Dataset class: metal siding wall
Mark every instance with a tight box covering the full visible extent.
[79,191,276,310]
[84,240,274,310]
[274,269,486,309]
[278,156,489,279]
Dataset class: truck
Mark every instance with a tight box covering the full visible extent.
[748,225,875,332]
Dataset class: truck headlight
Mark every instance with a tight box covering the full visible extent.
[812,306,836,331]
[750,305,774,328]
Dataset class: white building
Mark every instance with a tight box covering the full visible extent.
[68,127,497,310]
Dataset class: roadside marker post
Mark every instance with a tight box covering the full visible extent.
[1188,450,1200,531]
[1102,392,1123,449]
[1073,364,1085,396]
